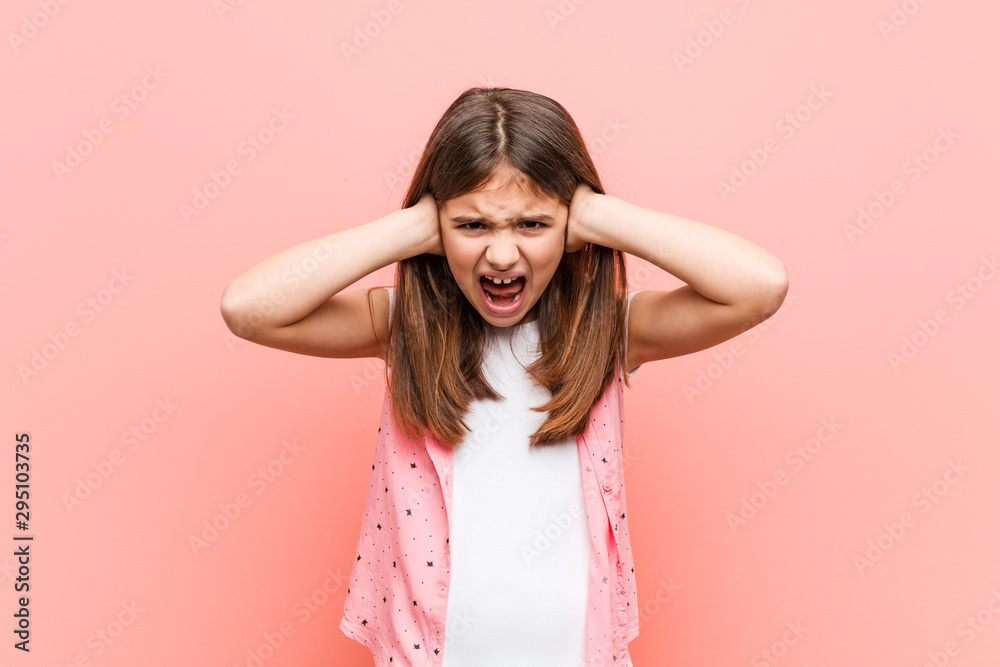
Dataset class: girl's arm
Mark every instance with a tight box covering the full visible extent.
[220,193,441,359]
[567,185,788,371]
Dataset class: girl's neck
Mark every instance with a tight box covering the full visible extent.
[488,313,537,331]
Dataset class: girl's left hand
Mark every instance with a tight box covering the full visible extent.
[566,183,601,253]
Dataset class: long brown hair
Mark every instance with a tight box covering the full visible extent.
[375,87,629,448]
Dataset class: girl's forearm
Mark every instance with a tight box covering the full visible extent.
[221,206,430,329]
[580,195,788,309]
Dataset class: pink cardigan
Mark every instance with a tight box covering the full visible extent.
[340,364,639,665]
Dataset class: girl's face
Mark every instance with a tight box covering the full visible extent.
[438,169,568,327]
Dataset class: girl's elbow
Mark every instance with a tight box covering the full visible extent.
[738,262,788,326]
[219,285,240,319]
[220,284,253,337]
[758,263,789,319]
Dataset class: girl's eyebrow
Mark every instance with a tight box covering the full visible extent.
[450,213,556,224]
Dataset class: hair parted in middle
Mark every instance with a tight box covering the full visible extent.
[369,86,630,449]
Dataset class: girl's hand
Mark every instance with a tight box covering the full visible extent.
[412,191,446,256]
[566,183,600,253]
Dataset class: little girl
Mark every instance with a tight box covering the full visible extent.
[221,87,788,667]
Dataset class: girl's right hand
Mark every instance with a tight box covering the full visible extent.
[412,191,446,256]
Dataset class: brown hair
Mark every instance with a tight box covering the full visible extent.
[375,87,629,448]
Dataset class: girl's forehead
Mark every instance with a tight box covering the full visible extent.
[444,174,562,217]
[443,194,562,223]
[478,163,555,199]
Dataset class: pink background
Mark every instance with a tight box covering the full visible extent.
[4,1,999,665]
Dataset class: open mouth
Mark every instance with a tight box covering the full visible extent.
[479,276,526,310]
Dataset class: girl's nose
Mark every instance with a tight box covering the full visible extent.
[485,232,519,268]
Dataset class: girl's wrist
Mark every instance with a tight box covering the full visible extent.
[394,196,443,258]
[573,191,617,248]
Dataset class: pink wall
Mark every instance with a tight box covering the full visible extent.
[4,1,999,665]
